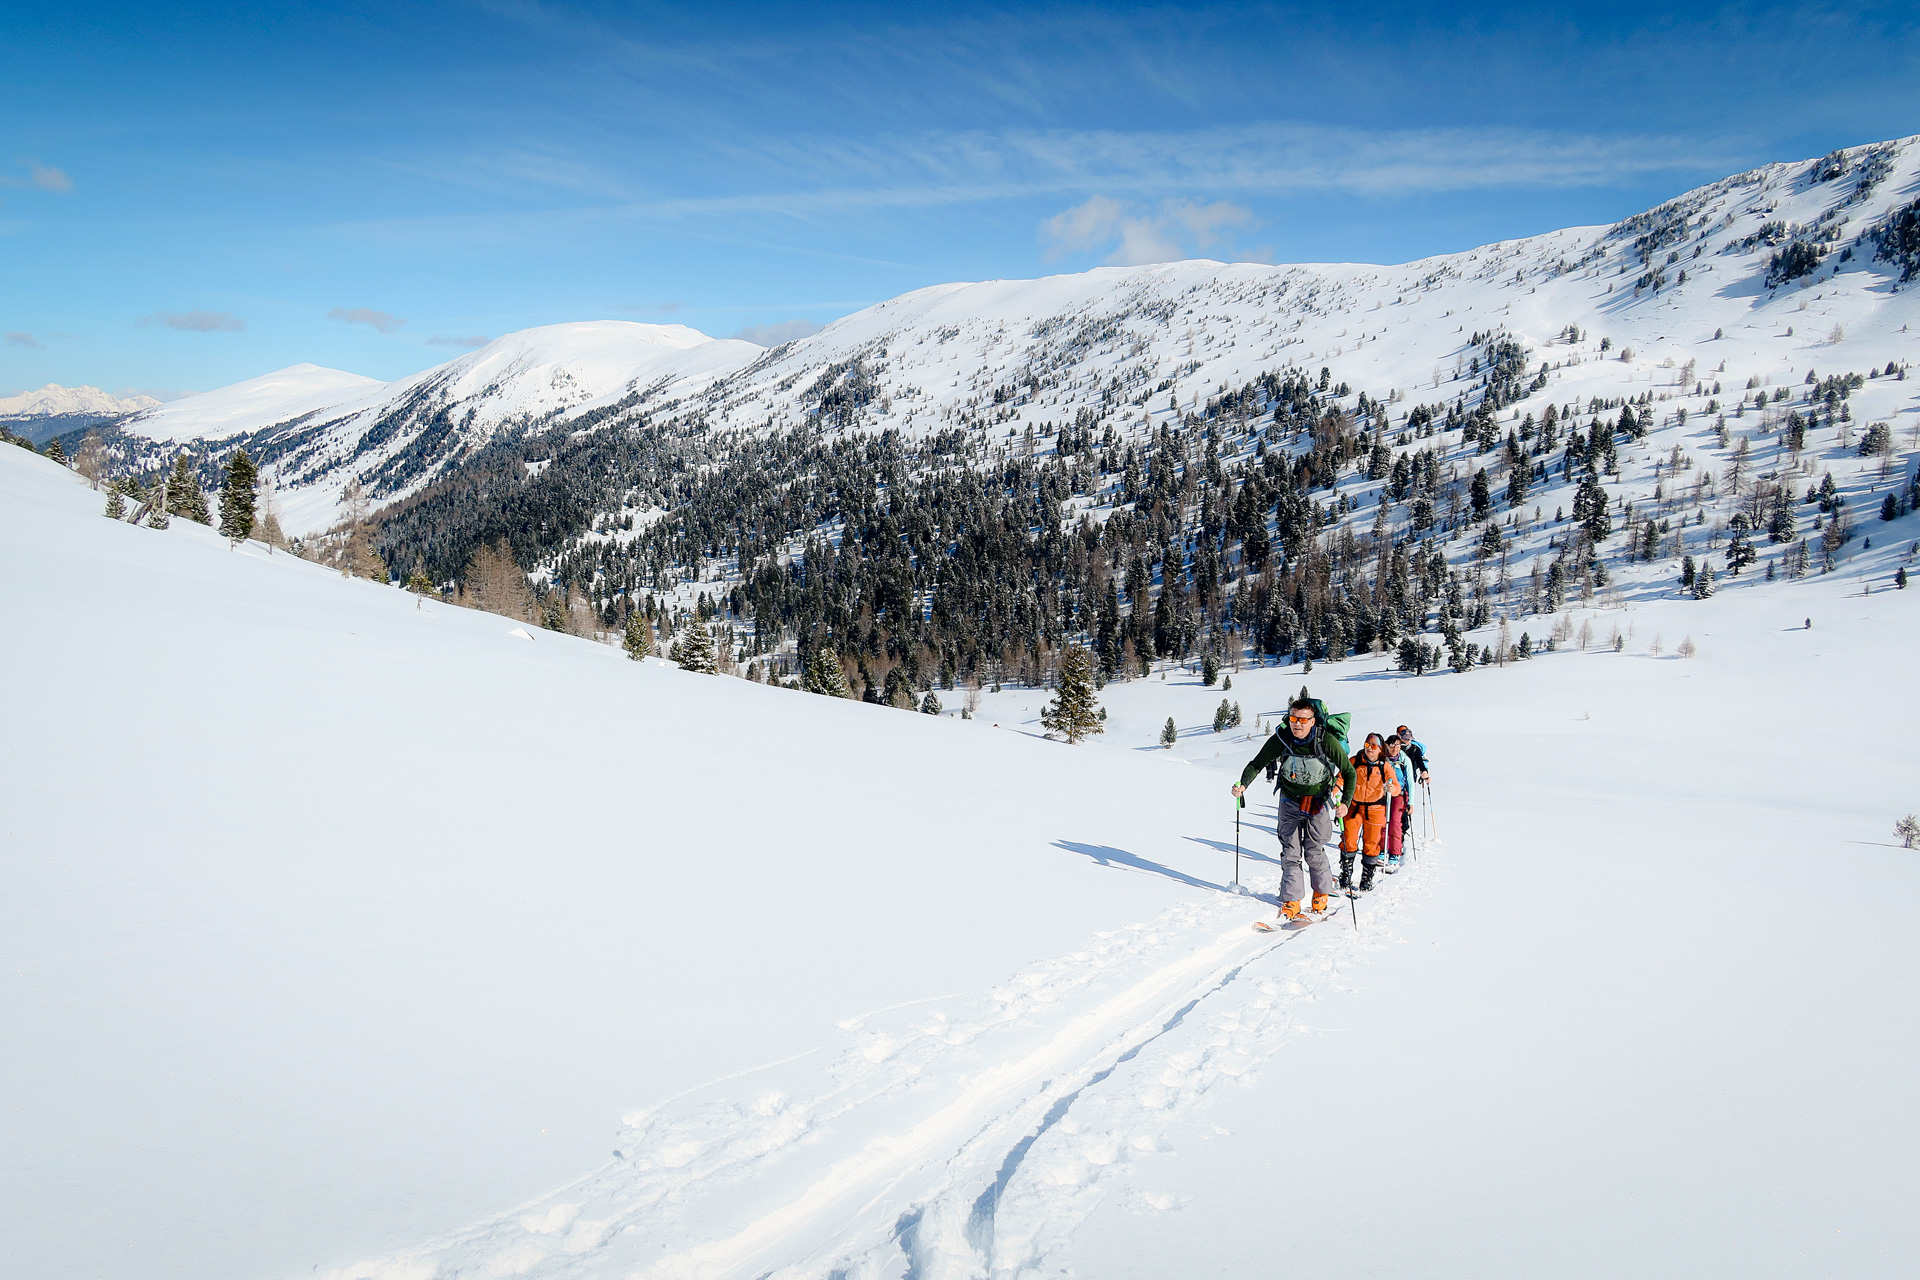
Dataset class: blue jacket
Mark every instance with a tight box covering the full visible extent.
[1387,751,1412,796]
[1401,737,1430,776]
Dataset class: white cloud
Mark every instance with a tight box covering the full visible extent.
[329,307,406,334]
[29,162,72,193]
[426,334,491,349]
[730,319,823,346]
[1041,196,1257,266]
[6,331,44,349]
[1,161,73,193]
[139,310,245,333]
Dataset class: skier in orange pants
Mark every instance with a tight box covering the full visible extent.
[1340,733,1401,892]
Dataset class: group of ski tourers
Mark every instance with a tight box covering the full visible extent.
[1231,691,1431,929]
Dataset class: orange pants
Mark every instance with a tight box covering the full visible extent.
[1341,801,1390,865]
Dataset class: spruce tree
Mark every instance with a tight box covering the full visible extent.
[1694,560,1716,598]
[675,623,718,674]
[43,438,68,466]
[164,455,209,524]
[217,448,258,541]
[1212,699,1231,732]
[1041,645,1103,743]
[1201,653,1219,686]
[104,488,125,519]
[1160,716,1178,748]
[803,647,852,697]
[920,691,942,715]
[623,611,653,660]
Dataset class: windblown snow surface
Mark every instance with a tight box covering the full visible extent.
[3,444,1917,1280]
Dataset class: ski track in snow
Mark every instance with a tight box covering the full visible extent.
[322,843,1439,1280]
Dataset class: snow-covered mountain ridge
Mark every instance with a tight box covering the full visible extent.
[71,134,1920,552]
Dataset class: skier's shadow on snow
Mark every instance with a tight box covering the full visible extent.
[1052,841,1245,896]
[1185,835,1282,868]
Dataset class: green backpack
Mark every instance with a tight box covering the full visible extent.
[1299,689,1350,754]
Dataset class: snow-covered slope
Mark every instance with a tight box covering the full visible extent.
[119,363,384,443]
[0,383,160,418]
[5,441,1917,1280]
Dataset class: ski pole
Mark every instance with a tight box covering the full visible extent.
[1233,795,1243,890]
[1425,780,1439,838]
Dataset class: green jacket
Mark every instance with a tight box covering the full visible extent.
[1239,725,1357,802]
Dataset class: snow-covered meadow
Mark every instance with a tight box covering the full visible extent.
[3,443,1917,1279]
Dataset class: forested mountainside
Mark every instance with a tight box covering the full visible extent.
[58,137,1920,698]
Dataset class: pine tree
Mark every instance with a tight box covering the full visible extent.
[1159,716,1178,748]
[623,611,653,660]
[43,438,68,466]
[1212,699,1231,732]
[675,623,718,674]
[920,691,942,715]
[104,487,125,519]
[1041,645,1103,743]
[164,455,209,524]
[803,647,852,697]
[1694,559,1716,598]
[217,448,258,541]
[1201,652,1219,685]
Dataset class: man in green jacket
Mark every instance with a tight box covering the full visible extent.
[1232,694,1357,924]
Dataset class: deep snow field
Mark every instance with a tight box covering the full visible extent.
[3,443,1918,1280]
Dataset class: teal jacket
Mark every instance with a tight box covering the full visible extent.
[1239,725,1357,802]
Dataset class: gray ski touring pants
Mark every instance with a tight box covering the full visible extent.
[1274,800,1335,904]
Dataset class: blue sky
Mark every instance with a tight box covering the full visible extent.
[4,1,1917,398]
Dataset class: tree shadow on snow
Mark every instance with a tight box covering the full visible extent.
[1052,841,1241,896]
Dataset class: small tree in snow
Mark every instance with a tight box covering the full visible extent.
[804,647,852,698]
[1160,717,1178,749]
[1041,645,1102,743]
[920,691,942,715]
[217,448,258,542]
[622,611,653,661]
[1896,815,1920,850]
[675,624,718,674]
[164,455,209,524]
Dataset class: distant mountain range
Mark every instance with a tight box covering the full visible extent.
[1,384,163,444]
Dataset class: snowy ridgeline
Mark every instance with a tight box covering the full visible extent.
[5,443,1919,1280]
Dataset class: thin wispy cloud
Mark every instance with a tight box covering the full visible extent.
[329,307,406,333]
[341,120,1734,253]
[6,331,44,348]
[730,319,822,346]
[2,160,73,193]
[138,310,245,332]
[426,334,491,349]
